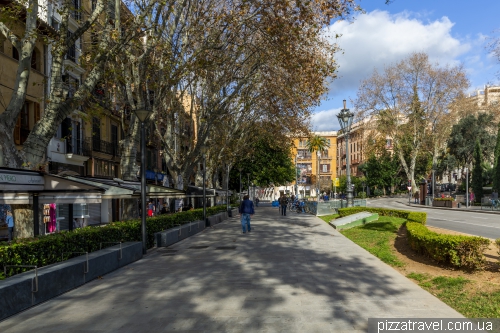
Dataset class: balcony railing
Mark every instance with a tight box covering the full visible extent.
[87,138,120,156]
[66,138,83,155]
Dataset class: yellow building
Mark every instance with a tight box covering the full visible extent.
[0,23,48,146]
[285,131,337,198]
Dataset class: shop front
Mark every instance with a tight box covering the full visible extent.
[0,168,103,239]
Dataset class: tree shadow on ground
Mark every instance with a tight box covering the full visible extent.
[1,207,457,333]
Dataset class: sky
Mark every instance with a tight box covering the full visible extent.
[311,0,500,132]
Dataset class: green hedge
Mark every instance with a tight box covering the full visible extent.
[406,222,489,270]
[339,206,489,270]
[0,205,228,279]
[338,207,427,225]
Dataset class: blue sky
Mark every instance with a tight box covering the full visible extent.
[311,0,500,131]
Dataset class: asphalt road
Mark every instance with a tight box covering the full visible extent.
[367,197,500,239]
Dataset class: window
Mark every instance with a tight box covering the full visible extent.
[297,149,310,159]
[322,149,328,158]
[92,117,101,151]
[72,0,81,20]
[51,18,60,30]
[111,124,118,155]
[14,102,30,145]
[321,164,330,172]
[94,159,116,178]
[66,31,76,62]
[12,47,40,70]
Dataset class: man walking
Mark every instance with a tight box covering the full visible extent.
[279,195,288,216]
[6,210,14,242]
[239,195,254,234]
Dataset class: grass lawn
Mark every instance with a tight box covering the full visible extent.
[338,216,500,318]
[318,214,339,223]
[340,216,406,267]
[407,273,500,318]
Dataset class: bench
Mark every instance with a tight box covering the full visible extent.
[329,212,379,230]
[481,197,499,210]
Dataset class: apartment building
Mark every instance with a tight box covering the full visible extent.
[0,20,49,147]
[274,131,338,199]
[337,121,366,178]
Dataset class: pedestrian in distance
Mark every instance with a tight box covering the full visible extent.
[255,197,260,207]
[147,201,155,217]
[160,204,168,215]
[279,195,288,216]
[6,210,14,242]
[238,195,254,234]
[413,190,419,204]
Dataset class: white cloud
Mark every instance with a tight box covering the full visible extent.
[324,10,471,97]
[310,108,342,131]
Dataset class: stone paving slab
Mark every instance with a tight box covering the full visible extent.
[1,207,462,332]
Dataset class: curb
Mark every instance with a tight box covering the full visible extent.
[399,201,500,215]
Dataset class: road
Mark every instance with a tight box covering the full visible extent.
[367,197,500,239]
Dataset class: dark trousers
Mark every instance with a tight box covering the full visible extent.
[8,227,13,241]
[280,205,287,216]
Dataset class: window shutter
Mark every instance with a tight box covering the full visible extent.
[34,103,41,123]
[14,116,21,145]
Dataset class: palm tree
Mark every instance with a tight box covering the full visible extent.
[306,135,330,198]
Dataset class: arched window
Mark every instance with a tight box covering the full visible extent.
[12,47,41,71]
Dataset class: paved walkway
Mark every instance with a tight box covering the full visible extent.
[2,206,462,333]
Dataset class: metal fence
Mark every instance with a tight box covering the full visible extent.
[313,199,367,216]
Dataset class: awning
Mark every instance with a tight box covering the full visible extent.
[66,176,138,199]
[0,168,104,204]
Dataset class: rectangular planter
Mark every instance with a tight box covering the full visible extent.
[432,200,458,208]
[155,220,205,247]
[0,242,142,321]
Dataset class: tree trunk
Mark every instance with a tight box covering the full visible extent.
[120,117,140,181]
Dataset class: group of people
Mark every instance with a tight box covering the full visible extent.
[145,200,196,217]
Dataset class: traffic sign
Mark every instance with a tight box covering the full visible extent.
[407,186,412,191]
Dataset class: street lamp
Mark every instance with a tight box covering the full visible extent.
[225,159,230,214]
[337,99,354,207]
[247,173,250,200]
[134,107,152,255]
[295,155,298,198]
[432,163,436,200]
[317,151,321,201]
[238,167,243,203]
[201,144,208,225]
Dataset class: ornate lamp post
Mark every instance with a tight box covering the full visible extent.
[225,159,230,213]
[133,108,152,255]
[295,155,298,198]
[201,144,208,225]
[317,151,321,201]
[337,100,354,207]
[238,167,243,202]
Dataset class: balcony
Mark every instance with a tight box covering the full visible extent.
[351,159,359,165]
[87,138,120,156]
[47,137,89,166]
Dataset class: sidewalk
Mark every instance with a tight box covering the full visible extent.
[1,207,462,333]
[400,199,500,215]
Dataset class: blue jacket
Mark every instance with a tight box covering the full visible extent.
[6,215,14,228]
[239,199,255,214]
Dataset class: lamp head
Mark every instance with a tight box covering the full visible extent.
[133,108,152,123]
[337,100,354,132]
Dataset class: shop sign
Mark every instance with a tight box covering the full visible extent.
[0,172,44,185]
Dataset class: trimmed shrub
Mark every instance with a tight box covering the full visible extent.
[0,206,228,279]
[338,207,427,225]
[406,222,489,270]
